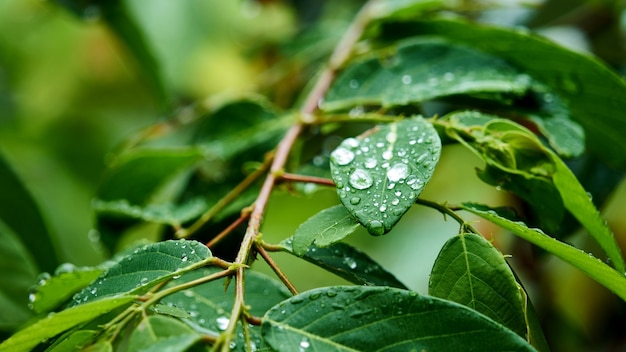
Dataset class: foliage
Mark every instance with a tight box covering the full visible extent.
[1,0,626,351]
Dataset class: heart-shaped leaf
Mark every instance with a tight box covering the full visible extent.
[329,117,441,235]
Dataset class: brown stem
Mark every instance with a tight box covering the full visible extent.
[278,173,335,186]
[206,210,252,248]
[255,243,298,295]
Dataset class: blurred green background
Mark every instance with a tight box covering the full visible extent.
[1,0,626,350]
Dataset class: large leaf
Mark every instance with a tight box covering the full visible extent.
[0,296,137,352]
[322,37,532,112]
[378,18,626,168]
[261,286,535,351]
[0,153,58,272]
[127,315,201,352]
[281,240,407,289]
[291,204,360,256]
[329,117,441,235]
[160,268,290,351]
[429,233,527,339]
[71,240,212,306]
[462,203,626,301]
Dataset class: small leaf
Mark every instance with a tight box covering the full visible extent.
[71,240,212,306]
[322,37,532,111]
[281,240,407,288]
[92,199,206,227]
[160,268,290,350]
[329,117,441,235]
[261,286,535,351]
[30,264,104,314]
[291,205,360,256]
[127,315,201,352]
[149,304,191,319]
[462,203,626,301]
[429,233,527,339]
[0,296,136,352]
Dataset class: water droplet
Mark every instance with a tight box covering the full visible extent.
[90,287,98,295]
[387,183,395,189]
[382,150,393,160]
[379,205,387,212]
[181,254,188,263]
[364,158,377,169]
[443,72,455,82]
[140,277,149,286]
[326,290,337,297]
[342,138,360,148]
[28,293,36,303]
[386,131,397,144]
[349,79,359,89]
[343,257,357,269]
[349,106,365,117]
[350,197,361,205]
[386,163,410,182]
[349,169,373,190]
[401,75,412,85]
[331,147,355,166]
[392,198,400,205]
[216,316,229,330]
[366,220,385,236]
[37,273,51,286]
[299,337,311,351]
[376,142,385,148]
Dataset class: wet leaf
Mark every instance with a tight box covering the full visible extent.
[329,117,441,235]
[0,296,136,352]
[429,233,527,339]
[290,205,360,256]
[281,240,407,288]
[127,315,201,352]
[70,240,212,306]
[462,203,626,301]
[160,268,290,351]
[322,37,532,111]
[261,286,534,351]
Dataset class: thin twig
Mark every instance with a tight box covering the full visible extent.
[278,173,335,186]
[206,210,252,248]
[415,198,480,234]
[255,243,298,295]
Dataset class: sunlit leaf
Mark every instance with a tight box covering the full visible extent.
[127,315,201,352]
[429,233,527,339]
[70,240,212,306]
[281,240,407,288]
[329,117,441,235]
[0,296,137,352]
[290,205,360,256]
[462,203,626,301]
[262,286,534,351]
[322,37,532,112]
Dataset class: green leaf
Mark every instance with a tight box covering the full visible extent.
[369,0,451,20]
[281,240,407,289]
[71,240,212,306]
[329,117,441,235]
[291,205,360,256]
[30,264,104,314]
[92,199,206,228]
[0,296,137,352]
[261,286,535,351]
[160,268,290,350]
[45,330,98,352]
[379,18,626,168]
[322,37,532,112]
[429,233,527,339]
[462,203,626,301]
[0,152,58,272]
[127,315,201,352]
[0,220,37,331]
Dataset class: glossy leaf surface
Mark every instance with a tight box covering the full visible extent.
[462,203,626,301]
[0,296,136,352]
[262,286,534,351]
[322,38,531,112]
[71,240,212,306]
[291,204,360,256]
[281,240,406,288]
[127,315,201,352]
[429,233,527,339]
[379,19,626,168]
[330,117,441,235]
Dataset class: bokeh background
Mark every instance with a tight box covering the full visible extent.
[1,0,626,350]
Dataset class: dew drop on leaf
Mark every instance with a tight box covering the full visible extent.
[216,316,229,331]
[331,147,355,166]
[349,169,373,190]
[366,220,385,236]
[350,197,361,205]
[386,163,410,182]
[364,157,377,169]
